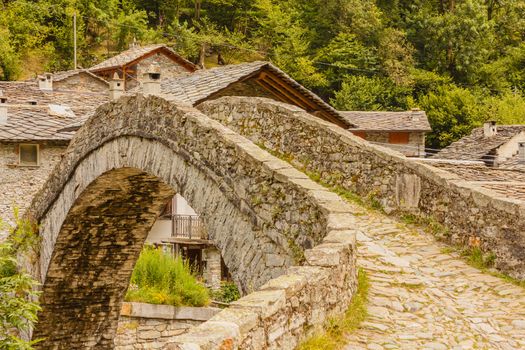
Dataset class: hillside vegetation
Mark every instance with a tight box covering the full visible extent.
[1,0,525,147]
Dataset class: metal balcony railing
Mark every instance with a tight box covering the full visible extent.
[170,214,207,240]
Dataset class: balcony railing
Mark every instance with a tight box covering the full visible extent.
[170,214,207,240]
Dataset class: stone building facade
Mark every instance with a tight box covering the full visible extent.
[52,69,109,93]
[89,44,197,90]
[0,142,67,227]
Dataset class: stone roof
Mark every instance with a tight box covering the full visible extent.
[0,105,76,142]
[498,153,525,170]
[433,125,525,161]
[52,69,108,85]
[90,44,197,72]
[157,61,352,128]
[0,81,108,119]
[340,110,431,132]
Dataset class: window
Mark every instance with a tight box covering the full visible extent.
[352,131,367,139]
[19,144,39,166]
[388,132,410,144]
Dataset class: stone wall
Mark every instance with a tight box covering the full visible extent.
[54,73,109,93]
[115,303,219,349]
[199,96,525,280]
[24,94,357,348]
[0,142,67,233]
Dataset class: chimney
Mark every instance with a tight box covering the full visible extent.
[109,72,124,101]
[0,91,7,124]
[519,142,525,164]
[142,63,161,96]
[410,108,421,122]
[38,73,53,91]
[483,121,497,137]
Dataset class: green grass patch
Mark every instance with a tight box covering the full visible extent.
[297,269,369,350]
[399,213,449,239]
[125,247,210,307]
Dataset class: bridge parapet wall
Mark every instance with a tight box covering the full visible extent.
[199,96,525,280]
[25,94,358,348]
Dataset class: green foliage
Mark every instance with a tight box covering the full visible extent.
[297,268,369,350]
[125,246,210,307]
[0,213,42,349]
[210,281,240,304]
[417,84,485,148]
[332,75,410,111]
[3,0,525,148]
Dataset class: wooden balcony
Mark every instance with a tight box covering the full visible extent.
[160,214,210,246]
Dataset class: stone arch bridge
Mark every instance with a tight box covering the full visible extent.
[23,95,357,348]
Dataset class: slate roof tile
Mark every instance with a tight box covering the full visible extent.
[340,111,431,132]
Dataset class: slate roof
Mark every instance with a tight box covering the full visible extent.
[434,126,525,161]
[52,69,108,85]
[340,110,431,132]
[0,81,108,119]
[0,105,76,142]
[90,44,196,72]
[499,153,525,170]
[157,61,351,128]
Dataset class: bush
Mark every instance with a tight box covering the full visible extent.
[0,213,41,349]
[211,281,241,304]
[125,247,210,307]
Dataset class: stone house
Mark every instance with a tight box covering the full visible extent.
[340,110,432,157]
[89,44,198,90]
[156,61,352,129]
[50,69,109,93]
[434,121,525,167]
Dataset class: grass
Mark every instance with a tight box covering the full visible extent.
[443,245,525,289]
[125,246,211,307]
[297,269,369,350]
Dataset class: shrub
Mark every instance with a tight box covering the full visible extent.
[0,213,41,349]
[125,247,210,307]
[211,281,241,304]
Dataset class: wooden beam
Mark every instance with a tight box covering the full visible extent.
[258,72,314,111]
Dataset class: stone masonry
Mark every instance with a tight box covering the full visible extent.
[199,96,525,280]
[23,94,358,348]
[0,143,67,230]
[115,303,219,349]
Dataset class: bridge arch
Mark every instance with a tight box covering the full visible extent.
[24,95,330,348]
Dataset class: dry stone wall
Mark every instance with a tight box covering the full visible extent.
[115,303,219,349]
[24,94,357,348]
[199,96,525,280]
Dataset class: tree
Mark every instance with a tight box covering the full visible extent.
[417,84,485,148]
[331,75,411,111]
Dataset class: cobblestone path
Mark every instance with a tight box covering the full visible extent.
[343,205,525,350]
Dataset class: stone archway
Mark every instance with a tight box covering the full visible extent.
[24,95,328,348]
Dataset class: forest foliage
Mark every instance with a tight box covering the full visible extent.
[1,0,525,147]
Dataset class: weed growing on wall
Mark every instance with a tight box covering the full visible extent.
[125,246,210,307]
[297,269,369,350]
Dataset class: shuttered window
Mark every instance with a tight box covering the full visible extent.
[352,131,367,139]
[388,132,410,144]
[19,144,39,166]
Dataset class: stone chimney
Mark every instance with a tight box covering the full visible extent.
[142,63,161,96]
[109,72,124,101]
[483,121,497,137]
[519,142,525,164]
[0,91,7,124]
[38,73,53,91]
[410,108,421,122]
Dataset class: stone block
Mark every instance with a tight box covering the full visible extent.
[231,290,286,319]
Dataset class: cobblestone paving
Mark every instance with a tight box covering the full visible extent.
[344,207,525,350]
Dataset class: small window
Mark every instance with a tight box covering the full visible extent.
[389,132,410,144]
[19,144,39,166]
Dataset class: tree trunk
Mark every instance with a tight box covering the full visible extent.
[195,0,201,21]
[198,43,206,69]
